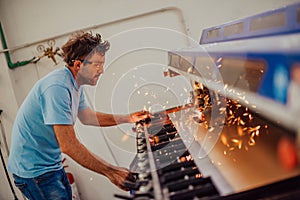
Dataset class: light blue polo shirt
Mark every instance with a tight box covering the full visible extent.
[8,66,88,178]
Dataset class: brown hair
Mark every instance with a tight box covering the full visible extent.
[61,31,110,66]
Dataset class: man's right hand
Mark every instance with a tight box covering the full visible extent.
[107,167,136,191]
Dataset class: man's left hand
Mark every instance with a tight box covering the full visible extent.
[129,110,152,123]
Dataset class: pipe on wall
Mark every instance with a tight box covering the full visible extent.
[0,6,190,59]
[0,22,38,69]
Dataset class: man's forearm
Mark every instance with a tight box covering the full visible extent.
[94,110,150,126]
[95,112,130,126]
[70,142,114,175]
[78,108,131,127]
[78,108,149,127]
[54,124,135,191]
[54,125,117,176]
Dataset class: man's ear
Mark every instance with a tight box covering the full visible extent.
[73,60,81,71]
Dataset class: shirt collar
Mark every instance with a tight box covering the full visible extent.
[64,66,79,91]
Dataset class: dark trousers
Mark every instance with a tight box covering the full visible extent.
[13,168,72,200]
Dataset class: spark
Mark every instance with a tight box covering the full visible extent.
[232,139,239,143]
[216,57,223,63]
[249,137,255,146]
[255,130,260,136]
[191,80,268,154]
[249,114,253,121]
[238,140,242,149]
[151,94,157,99]
[237,126,244,136]
[121,134,129,142]
[239,119,245,126]
[208,127,215,132]
[195,173,202,179]
[219,107,226,114]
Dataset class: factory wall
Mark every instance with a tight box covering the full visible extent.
[0,0,299,199]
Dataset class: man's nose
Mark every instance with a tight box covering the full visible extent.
[98,67,104,74]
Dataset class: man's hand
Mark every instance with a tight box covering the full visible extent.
[107,167,136,191]
[129,110,152,123]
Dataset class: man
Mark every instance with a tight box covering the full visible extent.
[8,32,150,200]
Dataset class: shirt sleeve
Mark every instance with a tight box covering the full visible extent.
[79,88,88,112]
[40,85,73,125]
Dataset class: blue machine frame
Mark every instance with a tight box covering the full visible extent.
[200,2,300,44]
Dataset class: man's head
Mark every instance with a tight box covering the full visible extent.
[62,31,110,66]
[62,32,110,86]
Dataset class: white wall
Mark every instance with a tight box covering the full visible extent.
[0,39,25,200]
[1,0,300,199]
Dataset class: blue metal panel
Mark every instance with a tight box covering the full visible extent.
[200,2,300,44]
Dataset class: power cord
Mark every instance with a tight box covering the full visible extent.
[0,110,19,200]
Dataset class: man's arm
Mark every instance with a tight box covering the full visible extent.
[78,107,150,126]
[53,124,134,190]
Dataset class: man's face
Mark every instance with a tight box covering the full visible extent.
[77,53,105,86]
